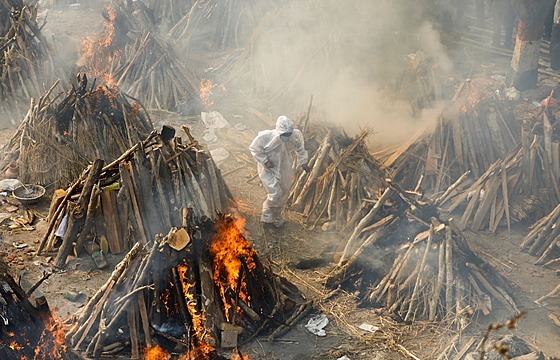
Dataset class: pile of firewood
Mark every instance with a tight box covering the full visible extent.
[0,0,54,118]
[38,126,234,268]
[385,78,520,193]
[65,218,309,358]
[108,32,200,112]
[79,2,200,112]
[437,107,560,232]
[521,203,560,270]
[0,74,152,189]
[288,125,387,230]
[0,259,75,359]
[326,182,518,323]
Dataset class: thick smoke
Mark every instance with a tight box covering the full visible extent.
[224,0,453,147]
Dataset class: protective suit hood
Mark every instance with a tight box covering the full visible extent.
[276,116,294,134]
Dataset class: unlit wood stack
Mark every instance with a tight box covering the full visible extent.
[326,183,518,323]
[288,125,387,231]
[38,126,234,268]
[437,108,560,232]
[0,74,152,189]
[386,78,520,193]
[0,1,55,118]
[521,203,560,270]
[65,218,309,358]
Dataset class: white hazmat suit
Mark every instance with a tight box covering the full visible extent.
[249,116,308,227]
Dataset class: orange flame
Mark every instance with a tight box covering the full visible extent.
[210,217,256,322]
[176,263,216,358]
[34,314,68,359]
[143,345,171,360]
[80,6,120,87]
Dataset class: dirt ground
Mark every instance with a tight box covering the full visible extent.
[0,3,559,360]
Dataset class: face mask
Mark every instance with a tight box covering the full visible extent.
[280,134,291,142]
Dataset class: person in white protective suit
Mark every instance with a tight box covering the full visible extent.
[249,115,309,227]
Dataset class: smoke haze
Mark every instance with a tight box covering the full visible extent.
[216,0,453,147]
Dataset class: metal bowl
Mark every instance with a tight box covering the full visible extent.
[13,184,46,205]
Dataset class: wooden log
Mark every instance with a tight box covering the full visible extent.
[55,159,104,268]
[75,185,101,256]
[171,266,193,328]
[404,226,433,322]
[128,299,140,360]
[101,190,124,254]
[338,188,393,265]
[267,301,313,341]
[119,161,148,244]
[444,225,454,318]
[429,239,446,321]
[293,131,332,208]
[500,162,511,234]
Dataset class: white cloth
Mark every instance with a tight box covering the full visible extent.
[249,116,308,223]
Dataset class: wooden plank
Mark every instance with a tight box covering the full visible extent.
[552,142,560,179]
[501,162,511,235]
[101,190,124,254]
[471,176,501,231]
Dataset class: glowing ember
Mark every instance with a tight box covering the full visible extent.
[143,345,171,360]
[9,341,24,351]
[210,217,256,322]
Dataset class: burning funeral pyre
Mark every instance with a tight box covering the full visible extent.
[38,126,233,269]
[0,259,73,360]
[0,74,152,190]
[0,0,55,120]
[79,1,200,112]
[66,217,309,359]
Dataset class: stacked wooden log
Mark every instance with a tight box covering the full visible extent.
[107,32,200,112]
[326,182,518,323]
[79,1,200,112]
[288,125,387,231]
[65,218,309,358]
[521,203,560,270]
[38,126,234,268]
[0,0,54,118]
[437,107,560,232]
[385,78,520,193]
[0,259,74,359]
[0,74,152,189]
